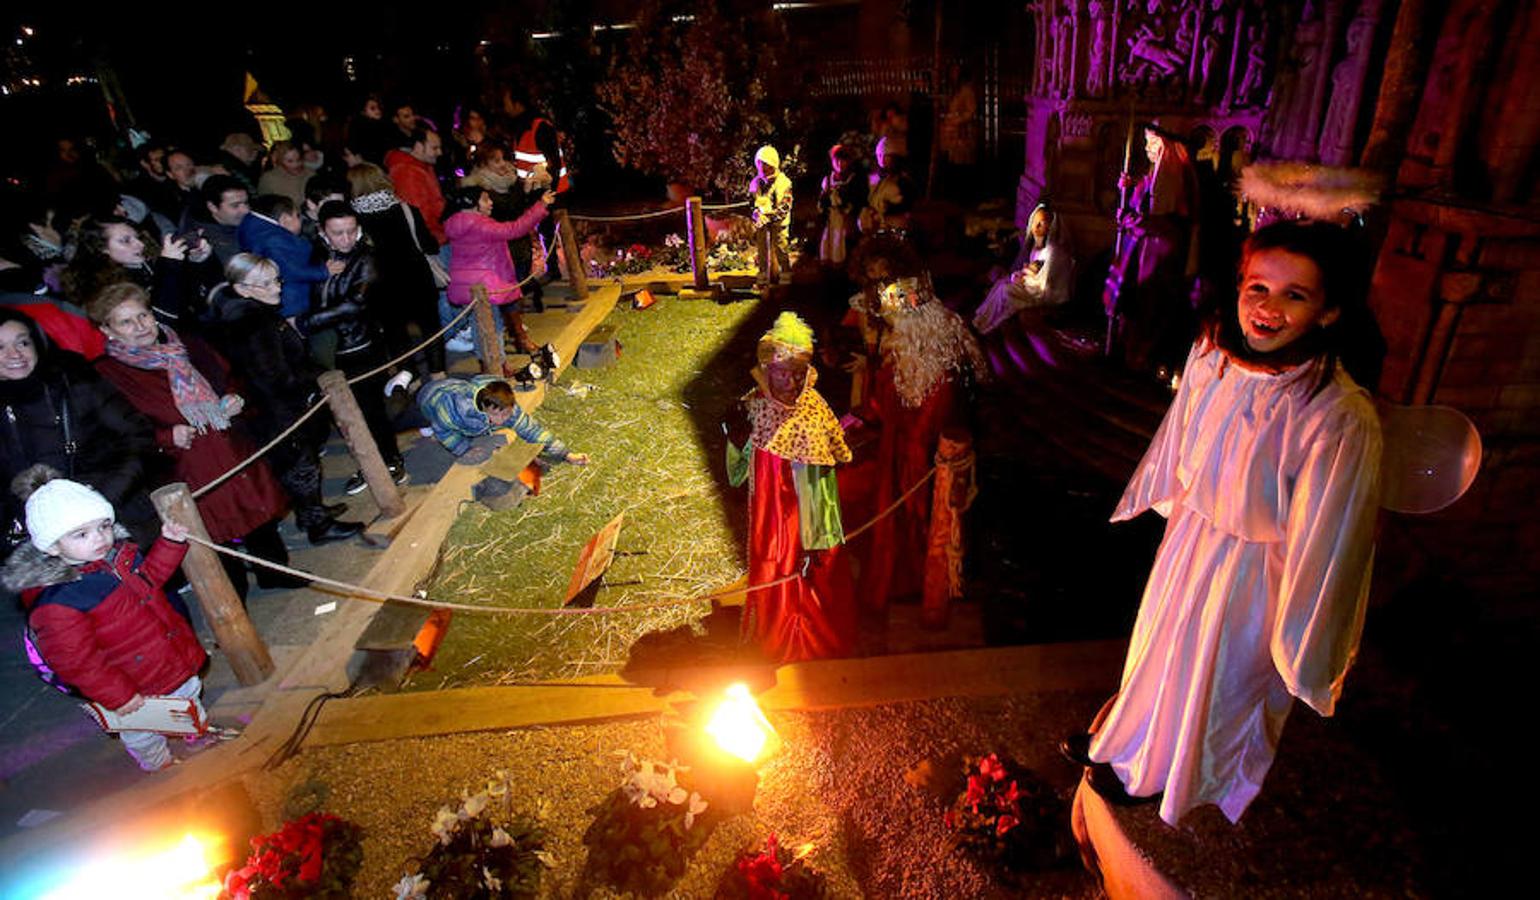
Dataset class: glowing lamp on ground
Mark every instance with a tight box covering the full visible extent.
[43,832,223,899]
[704,682,779,765]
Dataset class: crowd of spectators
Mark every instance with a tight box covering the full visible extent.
[0,89,566,599]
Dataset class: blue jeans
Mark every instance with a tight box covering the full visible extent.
[438,244,496,347]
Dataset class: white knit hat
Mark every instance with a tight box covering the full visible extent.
[25,479,115,552]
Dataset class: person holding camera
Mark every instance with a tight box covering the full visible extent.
[60,215,218,330]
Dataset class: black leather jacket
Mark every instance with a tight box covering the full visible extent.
[0,354,158,550]
[299,245,381,358]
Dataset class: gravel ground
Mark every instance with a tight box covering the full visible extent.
[1105,647,1436,898]
[242,691,1105,898]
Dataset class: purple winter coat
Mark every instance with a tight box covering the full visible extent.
[443,203,550,306]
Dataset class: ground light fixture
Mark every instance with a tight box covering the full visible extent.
[39,831,224,899]
[704,681,781,765]
[661,680,781,814]
[508,359,544,389]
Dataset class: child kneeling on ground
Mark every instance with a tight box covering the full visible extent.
[1,466,206,773]
[418,376,590,467]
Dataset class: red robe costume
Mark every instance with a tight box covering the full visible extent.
[841,295,980,612]
[741,368,855,662]
[845,364,959,611]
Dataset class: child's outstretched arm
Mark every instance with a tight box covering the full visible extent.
[502,404,580,463]
[138,524,192,588]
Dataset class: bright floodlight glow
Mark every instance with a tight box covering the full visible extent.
[704,682,776,764]
[43,832,222,900]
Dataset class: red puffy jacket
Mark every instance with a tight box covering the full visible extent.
[385,149,447,243]
[20,537,204,710]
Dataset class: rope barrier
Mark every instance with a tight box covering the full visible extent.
[351,230,566,386]
[565,200,752,222]
[182,464,940,616]
[842,466,937,543]
[567,206,687,223]
[344,296,481,386]
[191,235,568,499]
[187,534,798,615]
[191,401,328,500]
[193,295,488,499]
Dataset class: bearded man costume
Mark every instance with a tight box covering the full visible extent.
[844,275,985,611]
[730,313,855,662]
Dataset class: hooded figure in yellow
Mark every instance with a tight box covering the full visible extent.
[749,145,794,284]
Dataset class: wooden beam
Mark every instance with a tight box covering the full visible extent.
[318,369,405,518]
[298,640,1127,747]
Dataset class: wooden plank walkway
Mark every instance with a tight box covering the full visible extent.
[301,639,1127,747]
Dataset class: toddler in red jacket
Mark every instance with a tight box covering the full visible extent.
[1,466,206,772]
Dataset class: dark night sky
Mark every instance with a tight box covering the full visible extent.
[0,2,1004,182]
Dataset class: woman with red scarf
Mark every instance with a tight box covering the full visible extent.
[87,282,294,599]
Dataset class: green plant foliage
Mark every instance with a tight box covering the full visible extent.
[397,770,552,899]
[582,753,713,896]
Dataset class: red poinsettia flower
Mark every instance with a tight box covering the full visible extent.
[1001,780,1021,804]
[737,853,784,893]
[257,850,285,885]
[298,841,323,882]
[979,753,1007,782]
[966,774,986,812]
[996,813,1019,836]
[224,868,252,900]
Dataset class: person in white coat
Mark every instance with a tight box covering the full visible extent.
[1067,219,1384,827]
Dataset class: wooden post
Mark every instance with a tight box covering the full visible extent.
[922,429,975,629]
[152,483,273,685]
[471,286,505,376]
[555,209,588,300]
[686,196,709,290]
[317,369,405,518]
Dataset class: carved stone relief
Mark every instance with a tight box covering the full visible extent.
[1319,7,1379,165]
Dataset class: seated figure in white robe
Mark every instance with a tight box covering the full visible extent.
[973,203,1073,335]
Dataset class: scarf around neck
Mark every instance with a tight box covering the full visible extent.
[105,326,230,432]
[351,190,401,215]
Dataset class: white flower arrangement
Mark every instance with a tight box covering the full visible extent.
[393,872,430,899]
[406,767,550,896]
[615,750,709,829]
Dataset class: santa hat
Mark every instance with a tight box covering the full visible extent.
[20,469,115,552]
